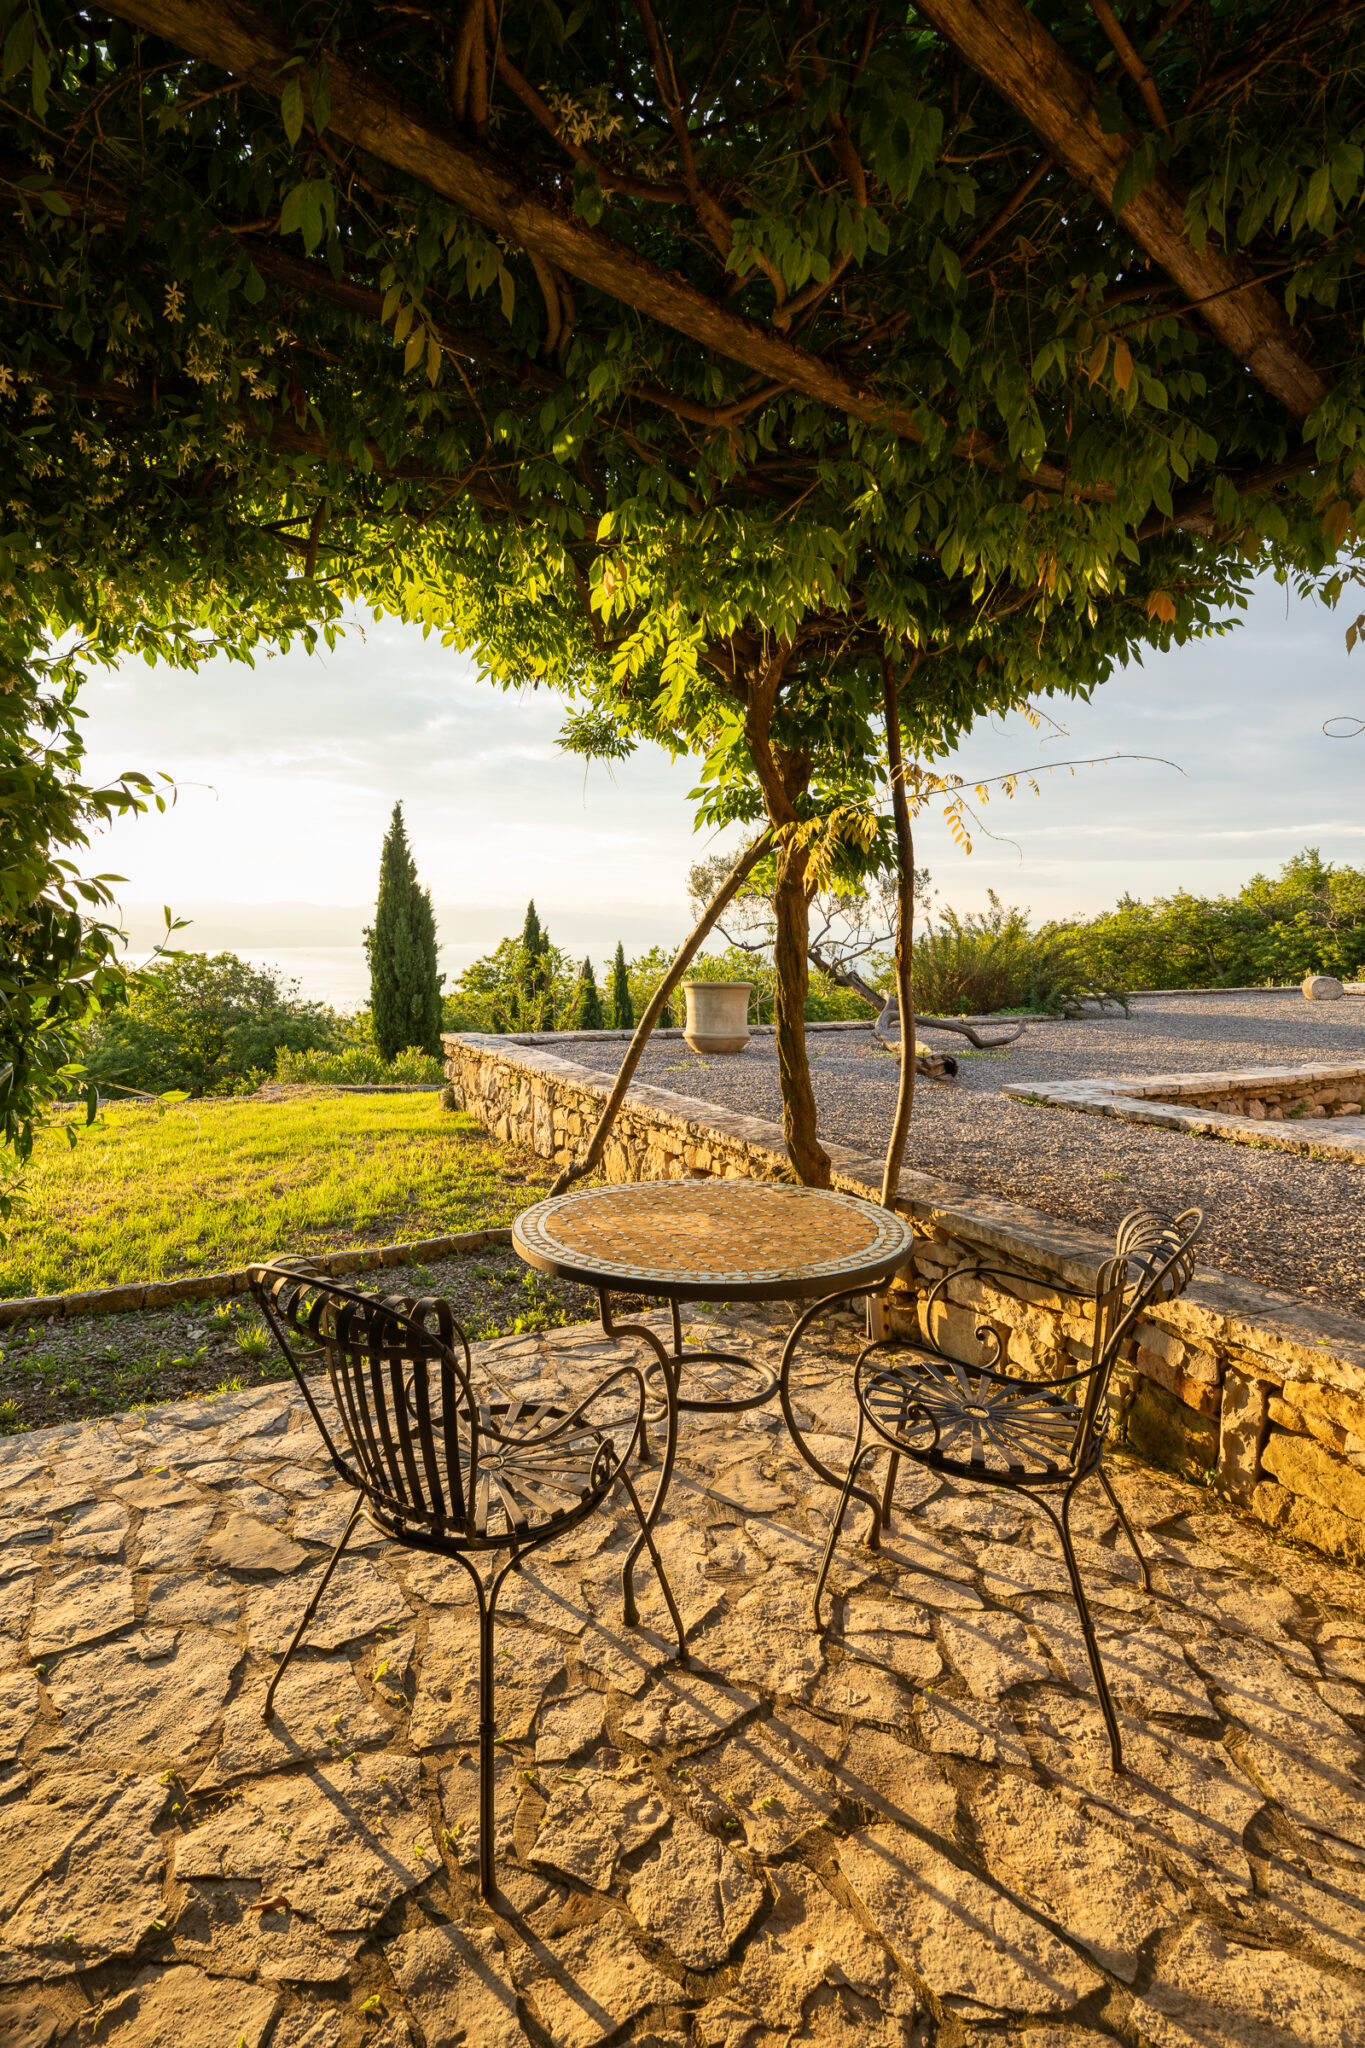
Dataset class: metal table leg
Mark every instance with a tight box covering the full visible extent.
[597,1290,681,1630]
[778,1285,889,1542]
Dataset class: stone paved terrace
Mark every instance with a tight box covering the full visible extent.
[3,1304,1365,2048]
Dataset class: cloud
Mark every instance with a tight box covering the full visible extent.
[76,574,1365,1003]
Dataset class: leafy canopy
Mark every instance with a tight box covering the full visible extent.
[6,0,1365,1150]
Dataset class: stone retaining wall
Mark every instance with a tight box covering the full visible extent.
[443,1030,1365,1569]
[1006,1066,1365,1165]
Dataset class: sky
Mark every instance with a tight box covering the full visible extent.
[78,573,1365,1009]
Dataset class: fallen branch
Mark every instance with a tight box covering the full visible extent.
[877,997,1027,1051]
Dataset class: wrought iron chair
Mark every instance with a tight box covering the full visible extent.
[812,1207,1203,1771]
[248,1259,685,1898]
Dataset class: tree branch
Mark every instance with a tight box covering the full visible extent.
[913,0,1335,425]
[1088,1,1171,137]
[100,0,1076,490]
[547,827,776,1195]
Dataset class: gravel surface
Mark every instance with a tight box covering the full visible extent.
[572,993,1365,1320]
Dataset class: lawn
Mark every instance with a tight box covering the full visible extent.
[0,1091,554,1300]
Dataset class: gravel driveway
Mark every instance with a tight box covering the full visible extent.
[571,993,1365,1320]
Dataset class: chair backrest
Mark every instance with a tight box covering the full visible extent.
[249,1260,479,1538]
[918,1205,1203,1472]
[1069,1206,1204,1466]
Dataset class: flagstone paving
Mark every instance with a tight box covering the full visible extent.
[1,1303,1364,2048]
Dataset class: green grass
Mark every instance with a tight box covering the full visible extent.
[0,1095,547,1299]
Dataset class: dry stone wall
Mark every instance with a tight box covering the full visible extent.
[1006,1063,1365,1164]
[444,1030,1365,1570]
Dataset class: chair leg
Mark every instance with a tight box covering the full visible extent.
[615,1330,679,1632]
[1096,1460,1153,1593]
[475,1571,501,1902]
[880,1449,901,1533]
[262,1495,363,1721]
[1049,1484,1125,1774]
[813,1422,876,1635]
[616,1461,689,1667]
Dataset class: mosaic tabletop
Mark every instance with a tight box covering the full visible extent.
[513,1178,914,1300]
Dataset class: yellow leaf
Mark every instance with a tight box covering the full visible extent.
[1323,499,1353,546]
[404,324,425,374]
[393,300,414,345]
[426,333,442,386]
[1112,339,1134,393]
[1086,336,1109,385]
[1147,590,1177,623]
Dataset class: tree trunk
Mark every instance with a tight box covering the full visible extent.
[737,641,831,1189]
[881,653,917,1208]
[772,835,831,1187]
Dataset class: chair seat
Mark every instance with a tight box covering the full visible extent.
[373,1396,621,1547]
[858,1348,1105,1480]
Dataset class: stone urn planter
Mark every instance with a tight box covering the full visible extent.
[681,981,753,1055]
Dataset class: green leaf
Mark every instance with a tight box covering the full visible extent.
[573,163,605,226]
[243,263,265,305]
[2,10,34,89]
[308,54,331,136]
[404,324,426,374]
[1112,141,1156,217]
[280,74,304,146]
[425,333,441,385]
[279,183,308,237]
[1304,163,1333,233]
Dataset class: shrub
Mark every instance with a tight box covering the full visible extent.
[1063,849,1365,989]
[80,952,339,1097]
[449,916,577,1033]
[272,1044,444,1085]
[911,896,1104,1016]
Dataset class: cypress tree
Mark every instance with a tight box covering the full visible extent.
[610,941,633,1031]
[572,957,605,1031]
[363,802,443,1060]
[518,899,554,1029]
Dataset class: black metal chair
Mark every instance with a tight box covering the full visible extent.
[812,1207,1204,1771]
[248,1259,685,1898]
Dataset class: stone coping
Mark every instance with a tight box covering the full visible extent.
[442,1032,1365,1405]
[492,1019,875,1046]
[1005,1067,1365,1167]
[0,1226,514,1329]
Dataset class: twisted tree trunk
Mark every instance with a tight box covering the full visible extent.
[739,643,831,1187]
[771,833,830,1186]
[880,652,918,1207]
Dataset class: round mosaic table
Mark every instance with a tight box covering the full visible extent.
[514,1178,913,1307]
[513,1179,915,1629]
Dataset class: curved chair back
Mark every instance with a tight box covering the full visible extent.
[1069,1206,1203,1467]
[249,1260,480,1542]
[918,1205,1203,1478]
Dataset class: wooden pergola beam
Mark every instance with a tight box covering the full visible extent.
[914,0,1333,425]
